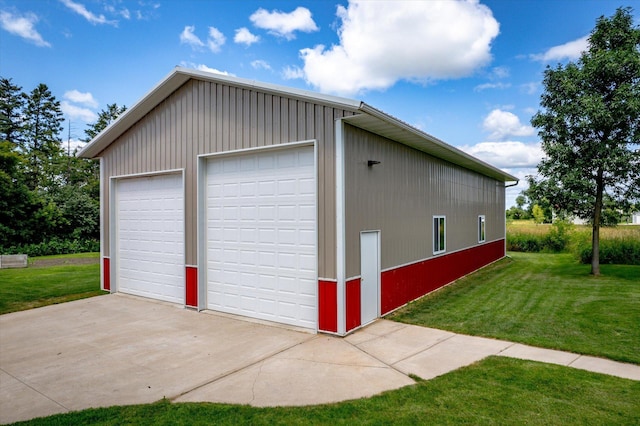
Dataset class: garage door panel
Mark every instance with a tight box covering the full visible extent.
[206,146,317,329]
[116,174,184,305]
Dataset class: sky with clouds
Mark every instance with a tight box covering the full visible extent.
[1,0,637,206]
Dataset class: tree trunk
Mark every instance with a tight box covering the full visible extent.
[591,167,604,276]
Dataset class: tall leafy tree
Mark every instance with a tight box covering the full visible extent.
[22,83,64,190]
[531,8,640,275]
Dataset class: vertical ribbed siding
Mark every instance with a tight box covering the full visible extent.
[344,124,505,278]
[100,79,355,279]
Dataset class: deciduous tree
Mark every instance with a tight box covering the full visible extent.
[531,7,640,275]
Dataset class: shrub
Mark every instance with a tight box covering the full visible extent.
[507,221,573,253]
[507,232,544,252]
[578,238,640,265]
[0,238,100,257]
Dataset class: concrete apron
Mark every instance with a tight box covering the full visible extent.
[2,295,640,424]
[0,295,411,424]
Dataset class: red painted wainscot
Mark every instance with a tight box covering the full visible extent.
[318,280,338,332]
[381,239,506,315]
[185,266,198,308]
[103,257,111,291]
[345,278,361,331]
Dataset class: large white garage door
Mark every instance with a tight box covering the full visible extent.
[116,173,184,304]
[206,145,317,329]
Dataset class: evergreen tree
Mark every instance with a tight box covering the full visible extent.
[0,77,26,147]
[22,83,64,190]
[83,103,127,141]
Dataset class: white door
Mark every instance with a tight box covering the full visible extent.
[206,145,317,329]
[115,173,184,304]
[360,231,380,325]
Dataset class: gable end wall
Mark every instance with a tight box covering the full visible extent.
[99,79,356,279]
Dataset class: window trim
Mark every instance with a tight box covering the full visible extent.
[433,215,446,254]
[478,215,486,243]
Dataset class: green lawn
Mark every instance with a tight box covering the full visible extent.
[14,357,640,426]
[390,252,640,364]
[0,253,105,314]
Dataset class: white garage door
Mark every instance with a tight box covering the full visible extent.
[206,145,317,329]
[115,173,184,304]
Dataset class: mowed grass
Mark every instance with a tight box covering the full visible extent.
[391,252,640,364]
[0,253,105,314]
[14,357,640,426]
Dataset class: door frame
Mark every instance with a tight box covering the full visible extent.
[196,140,319,328]
[109,169,186,303]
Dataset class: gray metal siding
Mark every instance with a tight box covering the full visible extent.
[344,124,505,278]
[100,79,355,279]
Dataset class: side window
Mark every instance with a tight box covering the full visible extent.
[433,216,446,254]
[478,215,486,243]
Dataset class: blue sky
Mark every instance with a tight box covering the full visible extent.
[2,0,638,206]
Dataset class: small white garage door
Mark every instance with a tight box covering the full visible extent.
[115,173,184,304]
[206,145,317,329]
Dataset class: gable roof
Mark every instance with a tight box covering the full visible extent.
[79,66,517,183]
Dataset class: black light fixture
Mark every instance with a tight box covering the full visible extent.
[367,160,381,167]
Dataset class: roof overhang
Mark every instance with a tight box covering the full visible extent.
[78,67,361,159]
[79,67,518,184]
[346,104,518,183]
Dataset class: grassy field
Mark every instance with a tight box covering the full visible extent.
[14,357,640,426]
[391,251,640,364]
[0,252,105,314]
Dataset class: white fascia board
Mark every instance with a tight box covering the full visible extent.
[79,67,362,159]
[78,68,192,159]
[352,103,519,183]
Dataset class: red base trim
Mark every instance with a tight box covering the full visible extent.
[381,239,505,314]
[186,266,198,307]
[103,258,110,291]
[318,280,337,332]
[345,278,361,332]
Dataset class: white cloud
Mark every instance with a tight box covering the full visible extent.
[59,0,117,26]
[250,6,318,40]
[282,65,304,80]
[234,27,259,46]
[482,109,535,140]
[64,90,98,108]
[531,35,589,62]
[104,5,129,20]
[460,141,543,168]
[180,25,225,52]
[520,82,538,95]
[474,82,511,91]
[179,61,235,76]
[60,137,87,155]
[502,167,538,207]
[207,26,225,52]
[0,10,51,47]
[299,0,499,95]
[251,60,271,70]
[180,25,205,48]
[490,66,510,79]
[61,101,98,123]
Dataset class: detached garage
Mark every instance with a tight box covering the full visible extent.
[80,67,517,336]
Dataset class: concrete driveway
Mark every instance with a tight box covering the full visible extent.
[0,295,413,424]
[3,294,639,424]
